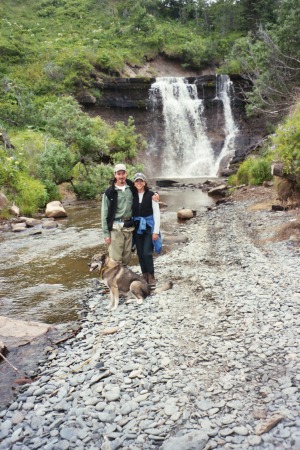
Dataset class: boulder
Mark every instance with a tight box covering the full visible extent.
[24,217,42,227]
[208,184,228,197]
[0,193,9,210]
[42,220,58,229]
[156,179,178,187]
[9,204,20,216]
[177,209,195,220]
[0,316,52,348]
[45,201,67,218]
[12,222,26,232]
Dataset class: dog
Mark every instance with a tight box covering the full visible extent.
[89,253,173,311]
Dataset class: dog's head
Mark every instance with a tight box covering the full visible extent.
[88,253,108,272]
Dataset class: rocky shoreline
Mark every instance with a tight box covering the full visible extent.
[0,192,299,450]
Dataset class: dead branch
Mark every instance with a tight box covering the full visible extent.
[0,351,20,373]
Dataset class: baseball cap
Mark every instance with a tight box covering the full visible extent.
[133,172,146,182]
[114,163,126,173]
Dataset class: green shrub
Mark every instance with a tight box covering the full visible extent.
[14,174,48,216]
[72,180,99,200]
[235,158,254,185]
[249,158,272,185]
[71,163,114,200]
[233,156,272,186]
[42,179,61,202]
[270,103,300,183]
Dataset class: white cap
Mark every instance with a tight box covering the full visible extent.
[114,163,126,173]
[133,172,146,182]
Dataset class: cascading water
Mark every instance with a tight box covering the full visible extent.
[148,75,238,177]
[213,74,239,174]
[149,77,215,177]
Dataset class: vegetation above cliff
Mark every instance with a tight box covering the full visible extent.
[0,0,299,215]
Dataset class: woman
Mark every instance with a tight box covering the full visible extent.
[132,172,161,286]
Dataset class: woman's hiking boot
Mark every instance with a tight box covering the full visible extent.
[142,273,149,283]
[148,273,156,287]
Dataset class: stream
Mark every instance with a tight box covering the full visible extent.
[0,184,216,326]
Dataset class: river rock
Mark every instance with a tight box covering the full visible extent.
[9,204,20,216]
[22,217,42,227]
[45,201,67,218]
[12,222,26,232]
[161,431,209,450]
[177,209,195,220]
[207,184,228,196]
[42,220,58,229]
[0,193,9,210]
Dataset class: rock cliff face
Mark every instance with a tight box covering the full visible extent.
[81,74,268,172]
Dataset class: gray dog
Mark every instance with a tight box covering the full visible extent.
[89,253,172,310]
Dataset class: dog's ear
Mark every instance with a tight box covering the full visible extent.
[101,253,107,262]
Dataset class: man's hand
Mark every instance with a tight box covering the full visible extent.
[104,237,111,245]
[152,233,159,241]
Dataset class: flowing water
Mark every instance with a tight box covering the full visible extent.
[213,74,239,173]
[148,75,238,177]
[149,77,215,177]
[0,185,215,326]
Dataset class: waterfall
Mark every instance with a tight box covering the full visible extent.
[149,77,215,177]
[213,74,239,174]
[148,75,238,177]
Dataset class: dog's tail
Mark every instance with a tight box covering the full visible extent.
[153,281,173,294]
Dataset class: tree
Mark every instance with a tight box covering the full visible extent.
[238,0,278,32]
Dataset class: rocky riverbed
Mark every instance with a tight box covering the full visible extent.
[0,188,299,450]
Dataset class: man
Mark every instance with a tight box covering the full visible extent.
[101,164,159,265]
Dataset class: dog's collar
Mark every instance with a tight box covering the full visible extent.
[99,265,108,279]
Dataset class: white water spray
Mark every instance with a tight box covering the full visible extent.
[149,77,215,177]
[149,75,238,177]
[213,74,239,174]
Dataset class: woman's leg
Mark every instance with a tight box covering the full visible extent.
[134,230,147,274]
[141,226,154,275]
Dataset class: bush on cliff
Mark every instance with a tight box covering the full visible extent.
[270,102,300,188]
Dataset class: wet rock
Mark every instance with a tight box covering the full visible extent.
[12,222,26,232]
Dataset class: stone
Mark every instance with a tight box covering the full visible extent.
[45,201,67,218]
[177,209,195,220]
[255,413,284,435]
[161,431,209,450]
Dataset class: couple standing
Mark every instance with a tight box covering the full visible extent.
[101,163,161,286]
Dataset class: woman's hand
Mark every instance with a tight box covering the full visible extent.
[152,192,160,202]
[104,237,111,245]
[152,233,159,241]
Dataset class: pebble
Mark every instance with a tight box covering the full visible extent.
[0,201,299,449]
